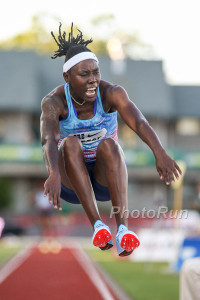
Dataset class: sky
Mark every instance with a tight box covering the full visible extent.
[1,0,200,85]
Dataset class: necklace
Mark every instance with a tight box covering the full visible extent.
[71,94,85,106]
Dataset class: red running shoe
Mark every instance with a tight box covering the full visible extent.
[92,220,113,250]
[116,225,140,257]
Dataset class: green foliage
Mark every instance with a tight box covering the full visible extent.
[0,178,12,209]
[90,39,108,55]
[0,13,151,58]
[0,15,109,55]
[0,15,56,54]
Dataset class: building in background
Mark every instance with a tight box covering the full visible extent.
[0,50,200,215]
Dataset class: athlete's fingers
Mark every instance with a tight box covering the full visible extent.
[160,174,164,180]
[175,162,182,176]
[172,167,180,180]
[168,171,175,184]
[48,191,53,205]
[53,193,57,209]
[57,196,62,211]
[48,194,53,205]
[157,168,164,181]
[44,190,48,198]
[44,186,52,205]
[43,185,48,197]
[164,172,170,185]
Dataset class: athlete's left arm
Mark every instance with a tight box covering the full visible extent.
[108,85,182,185]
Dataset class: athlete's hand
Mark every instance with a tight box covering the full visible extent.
[44,173,62,211]
[155,149,182,185]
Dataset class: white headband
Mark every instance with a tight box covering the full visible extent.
[63,52,99,73]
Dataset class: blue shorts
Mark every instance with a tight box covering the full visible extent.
[60,161,111,204]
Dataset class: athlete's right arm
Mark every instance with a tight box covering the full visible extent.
[40,96,62,211]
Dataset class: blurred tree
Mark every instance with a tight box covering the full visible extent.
[0,15,57,54]
[90,13,155,59]
[0,13,155,59]
[0,14,108,55]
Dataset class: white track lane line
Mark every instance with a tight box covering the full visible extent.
[72,244,115,300]
[0,245,33,284]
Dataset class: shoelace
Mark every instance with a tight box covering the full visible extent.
[95,223,104,229]
[117,227,127,237]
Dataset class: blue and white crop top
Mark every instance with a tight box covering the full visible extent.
[58,83,118,162]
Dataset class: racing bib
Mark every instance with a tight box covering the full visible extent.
[70,128,107,144]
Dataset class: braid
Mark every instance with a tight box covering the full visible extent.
[51,22,93,60]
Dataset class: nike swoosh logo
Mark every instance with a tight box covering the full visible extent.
[94,118,105,126]
[87,132,99,137]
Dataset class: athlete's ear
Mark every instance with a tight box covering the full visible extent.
[63,72,70,83]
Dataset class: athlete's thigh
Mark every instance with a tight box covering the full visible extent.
[58,145,74,189]
[58,142,91,189]
[93,156,108,186]
[94,141,126,187]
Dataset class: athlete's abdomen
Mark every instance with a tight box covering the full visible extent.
[58,114,118,162]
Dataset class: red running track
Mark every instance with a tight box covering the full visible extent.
[0,245,120,300]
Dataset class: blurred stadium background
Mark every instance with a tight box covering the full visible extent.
[0,13,200,300]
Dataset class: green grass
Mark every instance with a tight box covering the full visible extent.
[88,249,179,300]
[0,241,21,267]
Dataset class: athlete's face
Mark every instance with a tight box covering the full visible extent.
[63,59,101,103]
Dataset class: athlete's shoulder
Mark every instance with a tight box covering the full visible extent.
[42,85,65,104]
[100,80,126,96]
[41,85,67,117]
[99,80,128,108]
[99,80,115,94]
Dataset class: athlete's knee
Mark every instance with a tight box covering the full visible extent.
[62,136,83,155]
[97,138,121,158]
